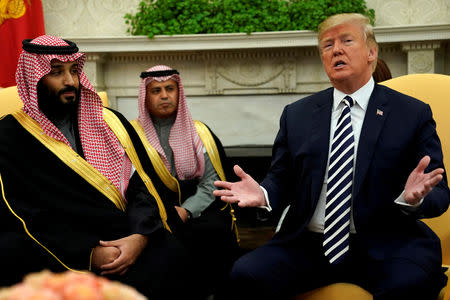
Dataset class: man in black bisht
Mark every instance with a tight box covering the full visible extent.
[0,35,194,300]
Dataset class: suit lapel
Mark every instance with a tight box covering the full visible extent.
[353,84,390,198]
[309,90,333,205]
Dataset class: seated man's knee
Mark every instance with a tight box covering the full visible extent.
[372,261,440,300]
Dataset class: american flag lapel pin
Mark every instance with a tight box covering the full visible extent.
[376,109,383,116]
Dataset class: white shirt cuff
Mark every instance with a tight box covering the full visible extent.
[394,190,423,212]
[258,186,272,212]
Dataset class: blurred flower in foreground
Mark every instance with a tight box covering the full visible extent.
[0,270,147,300]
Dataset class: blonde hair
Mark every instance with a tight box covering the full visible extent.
[318,13,378,70]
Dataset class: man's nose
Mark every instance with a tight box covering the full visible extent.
[332,41,343,55]
[160,89,168,98]
[63,72,75,86]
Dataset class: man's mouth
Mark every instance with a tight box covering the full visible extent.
[62,91,75,97]
[334,60,346,68]
[59,87,78,100]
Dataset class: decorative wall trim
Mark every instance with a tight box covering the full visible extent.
[402,41,441,51]
[63,24,449,146]
[68,24,450,53]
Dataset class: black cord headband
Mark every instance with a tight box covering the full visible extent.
[140,69,179,79]
[22,39,79,54]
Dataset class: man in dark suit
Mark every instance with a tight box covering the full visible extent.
[214,13,449,300]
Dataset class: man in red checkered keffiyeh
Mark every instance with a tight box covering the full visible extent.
[134,65,239,298]
[137,65,205,182]
[16,35,129,195]
[0,36,193,298]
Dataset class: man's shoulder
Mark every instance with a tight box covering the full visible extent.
[374,84,428,109]
[103,107,137,133]
[287,87,333,110]
[192,120,222,144]
[193,120,214,135]
[0,114,31,152]
[0,114,22,135]
[103,107,128,122]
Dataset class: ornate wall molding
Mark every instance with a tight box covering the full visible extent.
[402,41,441,51]
[402,42,441,74]
[68,24,450,53]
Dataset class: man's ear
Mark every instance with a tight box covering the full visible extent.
[368,45,378,64]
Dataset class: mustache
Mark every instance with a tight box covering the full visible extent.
[58,86,78,96]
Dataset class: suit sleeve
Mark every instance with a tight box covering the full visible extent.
[260,106,297,213]
[409,104,450,219]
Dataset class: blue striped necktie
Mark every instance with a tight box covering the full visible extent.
[323,95,354,264]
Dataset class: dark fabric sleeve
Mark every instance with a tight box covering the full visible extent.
[404,104,449,219]
[125,171,165,236]
[260,106,296,213]
[104,107,170,235]
[0,115,131,271]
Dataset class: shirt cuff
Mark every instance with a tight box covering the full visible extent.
[182,202,201,218]
[258,186,272,212]
[394,190,424,213]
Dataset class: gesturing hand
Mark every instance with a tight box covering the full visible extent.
[213,165,266,208]
[404,155,444,205]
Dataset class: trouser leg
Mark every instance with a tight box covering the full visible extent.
[228,233,334,300]
[361,257,446,300]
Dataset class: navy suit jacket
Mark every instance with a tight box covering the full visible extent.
[261,84,450,273]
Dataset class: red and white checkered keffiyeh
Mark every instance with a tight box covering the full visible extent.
[137,65,205,180]
[15,35,129,195]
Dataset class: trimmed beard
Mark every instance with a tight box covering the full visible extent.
[37,80,80,123]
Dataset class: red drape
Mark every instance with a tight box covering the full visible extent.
[0,0,45,88]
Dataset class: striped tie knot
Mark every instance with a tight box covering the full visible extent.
[343,95,354,108]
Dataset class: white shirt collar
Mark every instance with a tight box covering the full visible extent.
[333,77,375,112]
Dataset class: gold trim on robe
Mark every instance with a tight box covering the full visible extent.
[131,119,239,242]
[13,111,126,211]
[193,120,226,181]
[103,109,170,232]
[193,121,240,242]
[4,109,172,273]
[7,110,128,272]
[130,119,182,205]
[0,172,87,273]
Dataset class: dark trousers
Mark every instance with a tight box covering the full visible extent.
[227,231,446,300]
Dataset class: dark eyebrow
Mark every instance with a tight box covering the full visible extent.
[50,62,78,69]
[50,64,64,69]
